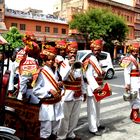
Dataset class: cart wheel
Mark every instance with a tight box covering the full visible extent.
[0,110,25,140]
[0,132,20,140]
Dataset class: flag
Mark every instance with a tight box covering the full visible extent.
[94,82,112,102]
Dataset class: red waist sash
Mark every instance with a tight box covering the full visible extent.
[40,95,62,104]
[130,70,140,77]
[63,81,81,91]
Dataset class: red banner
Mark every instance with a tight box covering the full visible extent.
[94,82,112,102]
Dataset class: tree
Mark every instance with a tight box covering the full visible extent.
[69,8,129,53]
[1,26,24,51]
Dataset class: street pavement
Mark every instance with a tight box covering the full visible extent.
[113,64,124,71]
[75,93,140,140]
[74,67,140,140]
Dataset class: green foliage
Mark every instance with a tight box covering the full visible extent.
[69,8,128,44]
[0,26,24,51]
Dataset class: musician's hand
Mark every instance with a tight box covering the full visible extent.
[125,84,131,92]
[53,62,58,69]
[8,90,14,97]
[102,70,106,77]
[83,94,87,102]
[50,89,57,97]
[22,93,30,104]
[56,60,63,66]
[75,77,81,81]
[69,56,76,66]
[94,87,102,93]
[58,81,63,88]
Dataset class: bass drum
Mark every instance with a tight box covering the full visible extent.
[0,132,20,140]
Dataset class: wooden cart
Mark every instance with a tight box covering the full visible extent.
[4,97,40,140]
[0,36,40,140]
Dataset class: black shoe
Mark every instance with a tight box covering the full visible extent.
[48,134,57,140]
[40,138,48,140]
[66,136,81,140]
[98,125,108,133]
[89,131,102,136]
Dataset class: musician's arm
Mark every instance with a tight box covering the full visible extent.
[85,64,99,92]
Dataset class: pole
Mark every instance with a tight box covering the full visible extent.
[0,44,5,94]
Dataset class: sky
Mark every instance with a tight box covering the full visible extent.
[5,0,58,14]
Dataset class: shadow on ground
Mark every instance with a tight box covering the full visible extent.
[75,115,130,140]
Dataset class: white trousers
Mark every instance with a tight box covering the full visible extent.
[57,100,81,140]
[87,96,100,132]
[40,120,59,139]
[130,95,140,109]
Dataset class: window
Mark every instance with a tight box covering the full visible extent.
[20,24,26,30]
[62,28,66,34]
[53,27,58,34]
[127,16,129,22]
[45,26,50,33]
[11,23,17,27]
[36,25,41,32]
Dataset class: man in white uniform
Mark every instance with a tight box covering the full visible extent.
[83,39,106,136]
[55,40,67,82]
[121,42,140,123]
[14,33,40,104]
[33,46,64,140]
[57,41,86,140]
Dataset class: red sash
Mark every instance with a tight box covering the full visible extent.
[130,70,140,77]
[63,71,82,98]
[63,80,81,91]
[89,59,102,76]
[41,68,62,104]
[83,58,102,76]
[41,68,60,92]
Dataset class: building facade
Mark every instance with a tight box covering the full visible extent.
[0,0,7,30]
[4,8,69,42]
[134,0,140,39]
[53,0,136,39]
[53,0,140,59]
[0,0,69,42]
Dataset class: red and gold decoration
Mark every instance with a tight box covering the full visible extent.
[15,48,26,63]
[40,45,57,59]
[93,82,112,102]
[22,32,40,58]
[66,41,78,52]
[127,42,139,53]
[130,108,140,123]
[121,42,140,68]
[55,40,67,49]
[90,39,103,49]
